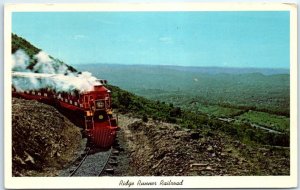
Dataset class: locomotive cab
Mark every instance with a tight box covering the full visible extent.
[81,84,118,148]
[92,85,111,110]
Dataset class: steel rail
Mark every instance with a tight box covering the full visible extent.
[98,147,113,176]
[69,147,91,177]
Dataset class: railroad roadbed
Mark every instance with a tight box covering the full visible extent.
[59,135,124,176]
[59,147,112,176]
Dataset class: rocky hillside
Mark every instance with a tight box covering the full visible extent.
[117,115,290,176]
[12,98,83,176]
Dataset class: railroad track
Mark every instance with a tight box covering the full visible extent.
[68,147,91,176]
[67,147,113,177]
[99,148,121,176]
[59,141,121,177]
[98,130,124,176]
[59,129,123,177]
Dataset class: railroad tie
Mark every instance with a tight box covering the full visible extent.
[109,161,118,166]
[105,168,114,174]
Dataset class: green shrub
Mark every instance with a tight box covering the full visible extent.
[142,115,148,122]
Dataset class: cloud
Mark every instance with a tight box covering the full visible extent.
[73,34,87,40]
[137,38,146,43]
[159,37,173,44]
[222,61,228,66]
[99,20,117,25]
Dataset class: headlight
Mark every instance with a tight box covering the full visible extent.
[96,100,105,109]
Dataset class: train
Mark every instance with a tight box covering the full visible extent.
[12,72,118,148]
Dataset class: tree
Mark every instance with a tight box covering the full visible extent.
[142,114,148,122]
[118,92,132,109]
[170,107,182,117]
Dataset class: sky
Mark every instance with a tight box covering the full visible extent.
[12,11,290,68]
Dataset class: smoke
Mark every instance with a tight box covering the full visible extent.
[12,49,102,93]
[35,51,53,63]
[33,51,56,74]
[32,51,75,75]
[11,50,30,72]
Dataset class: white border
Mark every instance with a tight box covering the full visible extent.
[4,3,298,189]
[3,2,298,11]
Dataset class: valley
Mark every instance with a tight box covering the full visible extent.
[75,63,290,140]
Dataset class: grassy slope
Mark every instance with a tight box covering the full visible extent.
[237,111,290,133]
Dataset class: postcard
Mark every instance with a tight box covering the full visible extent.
[4,2,297,188]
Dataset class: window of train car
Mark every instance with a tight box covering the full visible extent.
[96,100,105,109]
[105,100,110,108]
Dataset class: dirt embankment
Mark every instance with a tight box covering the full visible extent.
[118,114,289,176]
[12,98,83,176]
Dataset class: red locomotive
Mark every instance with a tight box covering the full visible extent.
[12,72,118,148]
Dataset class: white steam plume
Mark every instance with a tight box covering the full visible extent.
[33,51,56,74]
[11,50,30,72]
[12,49,102,93]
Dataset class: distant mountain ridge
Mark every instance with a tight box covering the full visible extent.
[75,63,290,117]
[74,63,290,95]
[75,63,289,76]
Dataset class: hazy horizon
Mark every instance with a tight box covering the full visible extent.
[74,63,289,77]
[73,62,290,70]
